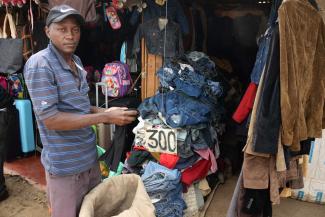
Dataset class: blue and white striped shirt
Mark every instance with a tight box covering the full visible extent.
[24,43,97,176]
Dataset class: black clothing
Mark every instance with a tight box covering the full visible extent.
[252,24,281,154]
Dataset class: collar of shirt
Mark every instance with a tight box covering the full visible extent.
[48,42,80,71]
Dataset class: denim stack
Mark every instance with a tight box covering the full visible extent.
[141,161,186,217]
[124,52,226,216]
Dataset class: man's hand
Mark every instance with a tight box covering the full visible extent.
[103,107,138,126]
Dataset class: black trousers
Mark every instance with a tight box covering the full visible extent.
[93,95,141,172]
[0,106,22,191]
[0,110,8,190]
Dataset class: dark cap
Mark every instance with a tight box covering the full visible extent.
[46,4,85,27]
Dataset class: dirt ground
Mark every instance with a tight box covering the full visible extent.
[0,175,49,217]
[1,174,325,217]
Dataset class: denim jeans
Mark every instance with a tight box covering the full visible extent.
[142,161,181,193]
[182,123,214,150]
[154,194,186,217]
[138,91,212,128]
[174,78,202,98]
[186,51,207,62]
[155,196,186,217]
[206,80,223,97]
[157,66,177,88]
[177,141,194,158]
[149,182,183,201]
[250,27,273,84]
[250,0,280,85]
[141,162,186,217]
[153,184,186,217]
[267,0,282,26]
[187,129,212,150]
[157,62,206,98]
[175,154,200,170]
[185,53,216,80]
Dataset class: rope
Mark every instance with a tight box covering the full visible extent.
[161,0,168,118]
[163,0,168,64]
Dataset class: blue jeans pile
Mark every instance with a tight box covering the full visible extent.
[139,91,212,128]
[156,54,225,128]
[142,161,186,217]
[129,52,227,215]
[157,61,223,100]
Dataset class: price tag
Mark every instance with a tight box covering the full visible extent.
[144,127,177,154]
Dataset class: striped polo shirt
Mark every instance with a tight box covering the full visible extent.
[24,43,97,176]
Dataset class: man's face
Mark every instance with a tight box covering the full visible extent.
[45,16,81,56]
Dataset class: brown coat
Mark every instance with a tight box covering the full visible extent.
[279,0,325,151]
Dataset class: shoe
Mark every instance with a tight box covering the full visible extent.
[0,188,9,201]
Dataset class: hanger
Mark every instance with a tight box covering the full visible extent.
[155,0,166,6]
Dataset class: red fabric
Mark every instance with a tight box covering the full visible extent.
[159,153,179,169]
[133,146,147,151]
[232,83,258,123]
[0,76,13,96]
[181,159,211,187]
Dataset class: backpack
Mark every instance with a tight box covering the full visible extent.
[0,76,13,96]
[0,74,25,98]
[8,74,24,98]
[101,61,132,98]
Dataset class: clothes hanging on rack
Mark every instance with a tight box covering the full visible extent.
[232,0,282,124]
[279,0,325,151]
[130,0,189,35]
[251,24,280,155]
[132,18,184,58]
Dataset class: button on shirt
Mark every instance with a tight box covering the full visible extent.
[24,43,97,176]
[133,19,184,58]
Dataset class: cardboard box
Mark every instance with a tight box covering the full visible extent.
[291,130,325,204]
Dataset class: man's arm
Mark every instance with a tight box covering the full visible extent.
[43,107,138,131]
[90,106,106,114]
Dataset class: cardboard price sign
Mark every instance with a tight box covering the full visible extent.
[144,128,177,154]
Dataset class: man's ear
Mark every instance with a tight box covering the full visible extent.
[45,26,51,39]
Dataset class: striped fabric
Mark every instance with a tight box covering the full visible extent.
[24,43,97,176]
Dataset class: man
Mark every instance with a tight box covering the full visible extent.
[24,5,138,217]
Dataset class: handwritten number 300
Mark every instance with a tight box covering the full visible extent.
[147,130,176,152]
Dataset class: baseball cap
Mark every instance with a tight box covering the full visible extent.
[46,4,85,27]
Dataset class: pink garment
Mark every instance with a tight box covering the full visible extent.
[194,148,218,173]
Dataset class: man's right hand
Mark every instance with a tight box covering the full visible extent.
[103,107,138,126]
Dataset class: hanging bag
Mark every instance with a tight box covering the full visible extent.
[0,11,23,74]
[101,61,132,98]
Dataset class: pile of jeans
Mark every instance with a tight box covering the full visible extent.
[123,52,226,217]
[156,52,226,128]
[142,161,186,217]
